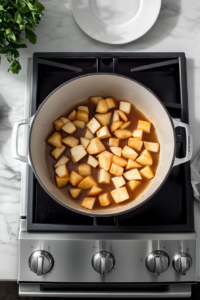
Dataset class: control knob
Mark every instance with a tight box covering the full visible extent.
[92,251,114,276]
[173,253,192,275]
[146,250,169,275]
[29,250,54,276]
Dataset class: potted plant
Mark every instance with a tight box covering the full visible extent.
[0,0,44,74]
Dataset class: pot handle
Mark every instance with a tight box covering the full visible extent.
[12,117,33,165]
[172,119,193,167]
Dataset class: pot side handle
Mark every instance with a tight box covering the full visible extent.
[172,119,193,167]
[12,117,33,165]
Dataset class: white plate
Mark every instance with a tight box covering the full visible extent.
[71,0,162,44]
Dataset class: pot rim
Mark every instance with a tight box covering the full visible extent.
[28,73,176,217]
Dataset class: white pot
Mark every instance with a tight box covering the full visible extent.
[12,74,193,216]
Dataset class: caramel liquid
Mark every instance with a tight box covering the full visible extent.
[46,100,159,210]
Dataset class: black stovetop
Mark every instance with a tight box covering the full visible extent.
[27,52,194,232]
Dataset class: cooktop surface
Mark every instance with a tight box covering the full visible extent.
[27,52,194,232]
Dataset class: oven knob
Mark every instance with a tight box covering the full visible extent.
[92,251,115,276]
[173,253,192,275]
[29,250,54,276]
[146,250,169,275]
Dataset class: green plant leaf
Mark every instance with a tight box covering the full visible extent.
[16,0,26,8]
[25,28,36,44]
[26,2,38,11]
[16,36,26,44]
[0,54,1,64]
[0,37,9,46]
[8,59,21,74]
[26,24,32,30]
[0,5,5,11]
[6,50,13,62]
[19,7,29,13]
[15,11,22,24]
[6,30,16,42]
[35,1,45,11]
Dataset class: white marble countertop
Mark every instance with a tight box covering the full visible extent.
[0,0,200,281]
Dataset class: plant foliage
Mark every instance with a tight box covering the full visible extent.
[0,0,44,74]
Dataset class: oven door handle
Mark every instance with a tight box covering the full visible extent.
[19,283,191,298]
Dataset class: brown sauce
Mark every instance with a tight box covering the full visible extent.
[46,99,160,210]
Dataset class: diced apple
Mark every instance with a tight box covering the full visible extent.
[55,165,69,178]
[87,155,99,168]
[77,110,89,123]
[85,129,94,139]
[72,120,85,129]
[69,171,83,186]
[99,169,111,184]
[54,119,64,131]
[94,112,112,126]
[111,176,125,189]
[98,151,113,171]
[80,137,90,149]
[86,117,101,134]
[132,129,143,141]
[127,180,141,191]
[62,121,76,134]
[86,138,106,155]
[109,138,119,147]
[110,120,123,133]
[123,169,142,180]
[128,138,143,152]
[136,149,153,166]
[137,120,151,133]
[126,159,142,170]
[47,132,62,148]
[67,110,76,121]
[140,166,154,179]
[96,126,111,139]
[88,186,103,196]
[114,130,132,139]
[78,163,91,177]
[144,141,160,153]
[55,176,69,188]
[69,188,81,198]
[70,145,87,162]
[77,106,89,113]
[117,110,128,121]
[99,193,111,206]
[122,146,138,160]
[78,175,98,189]
[113,110,120,122]
[71,153,76,163]
[54,156,69,168]
[62,136,79,148]
[81,197,96,209]
[51,145,66,159]
[111,187,129,203]
[120,121,131,129]
[60,117,70,125]
[109,163,124,177]
[89,96,104,105]
[112,155,128,167]
[96,99,109,113]
[110,147,122,157]
[105,97,116,109]
[119,101,131,114]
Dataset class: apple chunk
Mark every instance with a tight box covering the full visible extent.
[105,97,116,109]
[128,138,143,152]
[94,112,112,126]
[77,110,89,123]
[87,155,99,168]
[112,155,127,167]
[55,165,69,178]
[62,121,76,134]
[99,169,111,184]
[55,176,69,188]
[119,101,131,114]
[96,126,111,139]
[88,186,102,196]
[109,138,119,147]
[86,138,106,155]
[78,175,98,189]
[137,120,151,133]
[123,169,142,180]
[67,110,76,121]
[136,149,153,166]
[69,171,83,186]
[85,129,94,139]
[77,106,89,113]
[72,120,85,129]
[110,147,122,157]
[126,159,142,170]
[60,117,70,125]
[89,96,104,105]
[114,129,132,139]
[117,110,128,121]
[111,187,129,203]
[122,146,138,160]
[51,145,66,159]
[69,188,81,199]
[140,166,154,179]
[110,163,124,177]
[98,151,113,171]
[96,99,109,113]
[110,121,123,133]
[81,197,96,209]
[120,121,131,129]
[144,141,160,153]
[99,193,111,207]
[87,117,101,134]
[54,156,69,168]
[132,129,143,141]
[113,110,120,122]
[54,119,64,131]
[127,180,141,191]
[80,137,90,149]
[47,132,62,148]
[70,145,87,162]
[78,163,91,177]
[62,136,79,148]
[111,176,126,189]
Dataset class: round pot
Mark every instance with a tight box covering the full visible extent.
[12,74,193,217]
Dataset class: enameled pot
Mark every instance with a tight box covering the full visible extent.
[12,74,193,216]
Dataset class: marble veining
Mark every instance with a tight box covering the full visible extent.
[0,0,200,280]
